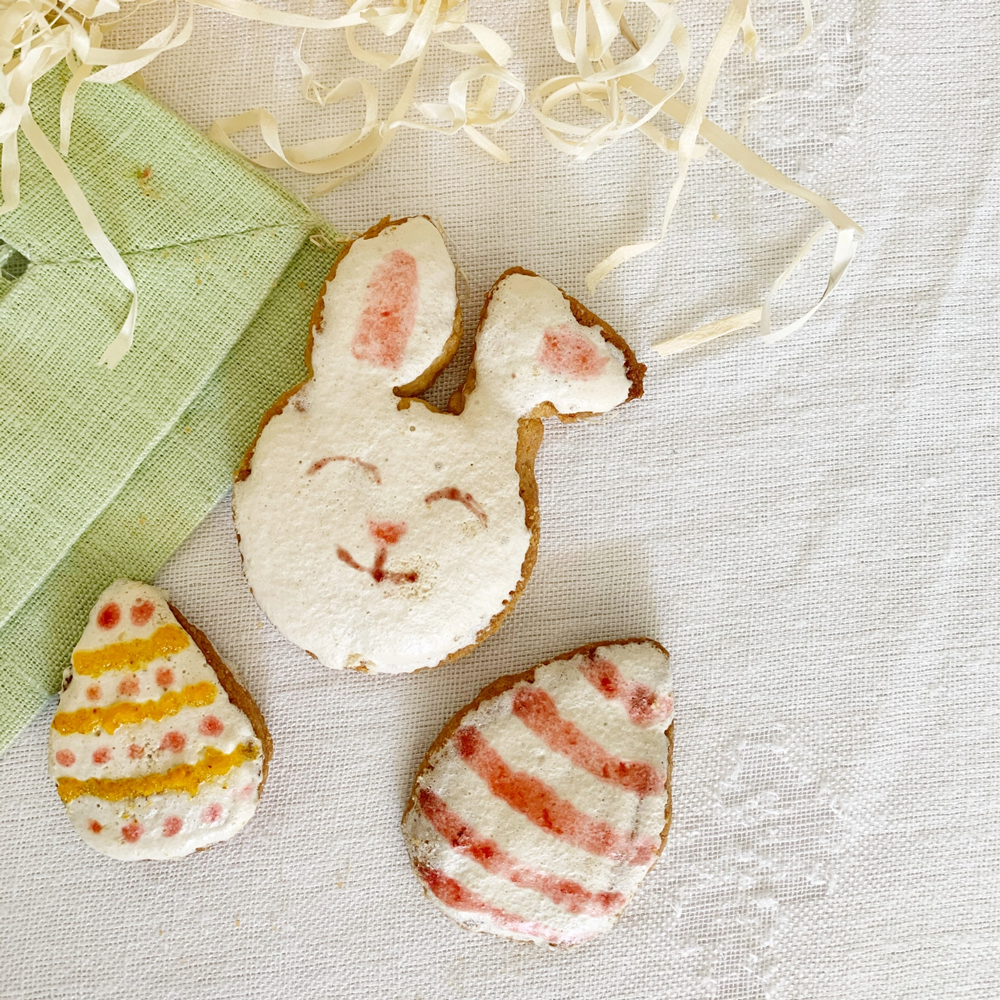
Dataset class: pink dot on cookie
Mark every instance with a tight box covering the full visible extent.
[199,715,224,737]
[238,783,256,801]
[96,602,120,629]
[127,743,144,759]
[537,326,608,380]
[162,816,183,837]
[117,677,140,697]
[201,803,222,824]
[155,666,174,688]
[121,821,143,843]
[88,820,102,834]
[92,747,111,765]
[130,599,155,626]
[85,684,101,702]
[159,731,186,753]
[55,749,75,767]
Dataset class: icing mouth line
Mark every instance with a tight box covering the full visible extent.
[52,681,217,736]
[453,726,658,866]
[417,787,626,917]
[511,686,665,796]
[336,519,419,585]
[336,546,418,585]
[307,455,382,483]
[72,625,190,677]
[424,487,488,526]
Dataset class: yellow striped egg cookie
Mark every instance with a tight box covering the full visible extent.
[49,580,271,860]
[403,639,673,945]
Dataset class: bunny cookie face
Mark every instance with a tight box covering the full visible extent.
[233,217,643,673]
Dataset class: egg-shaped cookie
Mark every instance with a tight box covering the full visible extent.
[402,639,673,945]
[48,580,271,860]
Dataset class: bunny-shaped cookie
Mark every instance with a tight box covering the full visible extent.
[233,217,643,673]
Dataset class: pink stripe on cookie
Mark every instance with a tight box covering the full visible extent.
[454,726,657,865]
[415,864,567,944]
[511,686,664,796]
[579,654,672,727]
[418,788,626,917]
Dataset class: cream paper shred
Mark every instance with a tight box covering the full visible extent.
[209,0,524,195]
[0,0,522,366]
[531,0,862,356]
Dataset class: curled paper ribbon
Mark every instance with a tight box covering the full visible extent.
[532,0,861,356]
[1,0,521,366]
[210,0,524,195]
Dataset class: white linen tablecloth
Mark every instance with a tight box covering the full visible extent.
[1,2,998,997]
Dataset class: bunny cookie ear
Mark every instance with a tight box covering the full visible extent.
[309,216,461,397]
[469,269,643,418]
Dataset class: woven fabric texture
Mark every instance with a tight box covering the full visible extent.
[1,1,998,998]
[0,68,342,749]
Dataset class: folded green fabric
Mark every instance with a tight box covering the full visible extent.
[0,67,343,755]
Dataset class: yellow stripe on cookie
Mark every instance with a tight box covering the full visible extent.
[55,742,258,803]
[52,682,217,736]
[72,624,189,677]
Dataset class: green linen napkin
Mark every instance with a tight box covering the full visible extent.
[0,67,343,755]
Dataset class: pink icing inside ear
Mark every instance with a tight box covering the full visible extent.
[537,326,608,379]
[351,249,419,369]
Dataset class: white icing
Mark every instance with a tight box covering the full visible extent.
[48,580,265,861]
[233,217,634,673]
[403,641,673,945]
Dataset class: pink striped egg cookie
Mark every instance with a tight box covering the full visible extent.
[49,580,271,860]
[403,639,673,945]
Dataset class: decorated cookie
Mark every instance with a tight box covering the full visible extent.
[233,216,644,673]
[402,639,673,945]
[48,580,271,860]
